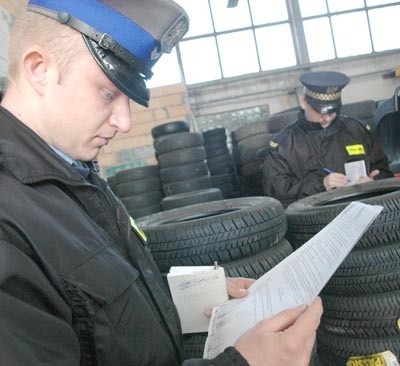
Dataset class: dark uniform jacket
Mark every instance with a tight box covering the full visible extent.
[0,107,247,366]
[263,110,393,207]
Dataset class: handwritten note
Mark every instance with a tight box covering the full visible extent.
[167,266,228,334]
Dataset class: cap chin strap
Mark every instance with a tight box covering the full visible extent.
[28,5,153,80]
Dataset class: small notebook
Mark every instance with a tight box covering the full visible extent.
[167,265,228,334]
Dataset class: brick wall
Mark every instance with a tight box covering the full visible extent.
[98,83,191,177]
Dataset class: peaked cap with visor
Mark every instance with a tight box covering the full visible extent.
[27,0,189,107]
[300,71,350,114]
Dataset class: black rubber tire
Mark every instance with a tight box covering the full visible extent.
[285,178,400,249]
[154,132,204,154]
[159,161,209,183]
[182,333,207,360]
[161,188,223,211]
[222,239,293,279]
[322,241,400,296]
[162,176,212,196]
[237,133,270,152]
[317,328,400,365]
[136,197,287,272]
[128,204,162,219]
[121,190,163,209]
[157,146,207,168]
[232,121,268,141]
[115,165,160,184]
[151,120,190,139]
[320,291,400,338]
[202,127,227,139]
[116,177,161,198]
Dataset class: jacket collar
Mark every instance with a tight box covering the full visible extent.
[0,106,86,184]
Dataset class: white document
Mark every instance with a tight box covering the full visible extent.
[345,160,367,185]
[167,265,228,334]
[203,201,383,358]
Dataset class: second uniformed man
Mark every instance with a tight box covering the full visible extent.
[263,71,393,207]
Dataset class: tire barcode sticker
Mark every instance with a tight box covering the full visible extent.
[347,351,399,366]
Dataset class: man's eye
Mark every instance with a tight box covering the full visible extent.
[102,90,115,101]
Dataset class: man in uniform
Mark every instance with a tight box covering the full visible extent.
[0,0,322,365]
[263,71,392,207]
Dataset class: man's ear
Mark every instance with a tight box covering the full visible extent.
[21,47,53,94]
[299,94,307,110]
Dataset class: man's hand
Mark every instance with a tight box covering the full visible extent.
[226,277,255,299]
[234,297,323,366]
[204,277,255,317]
[323,172,348,190]
[357,169,379,184]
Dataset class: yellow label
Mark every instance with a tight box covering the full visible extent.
[346,144,366,156]
[347,351,399,366]
[130,216,147,242]
[269,140,278,148]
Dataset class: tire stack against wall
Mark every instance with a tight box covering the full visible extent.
[231,121,269,196]
[202,127,240,198]
[284,178,400,365]
[136,196,293,359]
[152,122,223,210]
[114,165,163,219]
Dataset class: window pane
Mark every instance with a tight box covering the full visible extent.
[179,38,222,84]
[249,0,288,25]
[147,49,182,88]
[367,0,400,5]
[369,6,400,51]
[256,24,297,70]
[298,0,327,17]
[327,0,364,12]
[303,18,335,62]
[331,11,372,57]
[217,30,259,77]
[174,0,213,37]
[210,0,251,32]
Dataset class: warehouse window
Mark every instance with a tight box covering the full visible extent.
[148,0,400,87]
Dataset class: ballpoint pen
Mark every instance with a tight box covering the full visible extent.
[323,168,334,174]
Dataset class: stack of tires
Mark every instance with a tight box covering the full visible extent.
[202,127,240,198]
[136,196,293,359]
[152,122,222,210]
[231,121,269,196]
[285,178,400,365]
[114,165,163,219]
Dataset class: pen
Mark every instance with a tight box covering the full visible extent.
[323,168,334,174]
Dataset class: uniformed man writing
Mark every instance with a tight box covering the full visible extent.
[263,71,393,207]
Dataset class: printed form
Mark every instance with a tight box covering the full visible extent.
[204,201,383,358]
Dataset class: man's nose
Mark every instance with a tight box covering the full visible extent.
[110,98,132,132]
[321,113,335,122]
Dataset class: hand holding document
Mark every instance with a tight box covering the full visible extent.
[167,264,228,334]
[204,201,383,358]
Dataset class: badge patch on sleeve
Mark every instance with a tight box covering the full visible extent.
[345,144,365,156]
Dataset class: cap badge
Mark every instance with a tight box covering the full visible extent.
[160,14,189,54]
[326,86,338,94]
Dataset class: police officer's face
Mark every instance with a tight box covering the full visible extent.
[44,40,133,161]
[301,97,337,128]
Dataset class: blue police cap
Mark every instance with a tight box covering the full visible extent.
[300,71,350,114]
[27,0,189,107]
